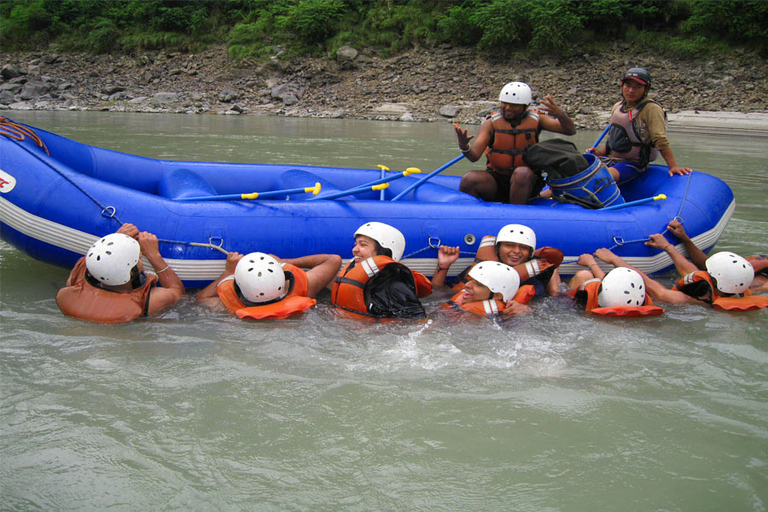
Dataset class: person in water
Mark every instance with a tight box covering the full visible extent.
[587,67,692,184]
[454,81,576,204]
[433,223,562,299]
[438,257,531,318]
[567,252,664,317]
[331,221,432,320]
[591,246,768,312]
[655,219,768,292]
[56,223,185,323]
[197,251,341,320]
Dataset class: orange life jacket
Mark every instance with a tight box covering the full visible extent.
[331,256,432,320]
[217,264,316,320]
[485,110,540,175]
[56,257,157,324]
[673,271,768,312]
[573,278,665,317]
[451,235,562,294]
[441,284,536,318]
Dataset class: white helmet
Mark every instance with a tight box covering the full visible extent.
[705,252,754,294]
[234,252,286,303]
[499,81,532,105]
[496,224,536,253]
[86,233,141,286]
[598,267,646,307]
[468,261,520,302]
[354,222,406,261]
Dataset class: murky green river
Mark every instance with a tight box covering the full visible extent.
[2,111,767,511]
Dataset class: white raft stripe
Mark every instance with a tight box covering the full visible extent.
[1,197,735,281]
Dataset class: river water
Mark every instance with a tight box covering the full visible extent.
[2,111,767,511]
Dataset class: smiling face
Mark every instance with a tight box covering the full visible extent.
[500,102,527,122]
[352,234,380,262]
[497,242,532,267]
[462,278,494,303]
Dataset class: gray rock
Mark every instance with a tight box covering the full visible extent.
[218,89,239,102]
[151,92,179,103]
[439,105,462,118]
[0,90,16,105]
[19,80,55,100]
[283,94,299,106]
[1,65,22,79]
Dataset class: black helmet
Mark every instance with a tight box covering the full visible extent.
[622,67,651,87]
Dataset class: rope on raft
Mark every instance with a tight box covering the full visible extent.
[560,171,695,265]
[0,118,233,255]
[0,116,50,155]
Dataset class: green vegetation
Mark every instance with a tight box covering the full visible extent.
[1,0,766,59]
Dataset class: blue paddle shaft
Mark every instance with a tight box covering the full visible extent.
[391,154,465,202]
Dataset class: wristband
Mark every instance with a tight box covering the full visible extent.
[156,265,170,274]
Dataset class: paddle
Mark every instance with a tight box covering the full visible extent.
[308,182,392,201]
[378,164,388,200]
[601,194,667,211]
[390,154,465,202]
[589,124,611,153]
[308,167,420,201]
[177,183,321,202]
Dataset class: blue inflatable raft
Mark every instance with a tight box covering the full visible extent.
[0,117,735,287]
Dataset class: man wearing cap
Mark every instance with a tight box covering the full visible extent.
[587,67,691,184]
[454,81,576,205]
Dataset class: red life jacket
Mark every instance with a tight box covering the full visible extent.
[441,284,536,318]
[331,256,432,320]
[56,257,157,324]
[673,271,768,312]
[485,110,540,175]
[607,99,662,166]
[574,278,665,317]
[217,264,316,320]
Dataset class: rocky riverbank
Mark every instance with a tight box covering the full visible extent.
[1,44,767,129]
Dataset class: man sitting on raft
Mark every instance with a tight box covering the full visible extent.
[587,67,691,184]
[454,81,576,204]
[197,251,341,320]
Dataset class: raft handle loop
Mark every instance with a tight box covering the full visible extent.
[428,237,441,249]
[101,206,116,218]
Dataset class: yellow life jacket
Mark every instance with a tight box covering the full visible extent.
[56,257,157,324]
[217,263,316,320]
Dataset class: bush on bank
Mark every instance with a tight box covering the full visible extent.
[1,0,766,59]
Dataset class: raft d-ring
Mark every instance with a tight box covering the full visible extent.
[613,236,626,246]
[464,233,477,246]
[101,206,116,218]
[428,237,442,249]
[209,236,224,249]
